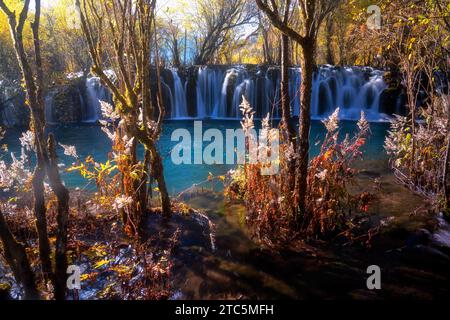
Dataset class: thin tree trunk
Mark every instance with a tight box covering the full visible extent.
[1,0,71,300]
[138,149,152,233]
[296,41,315,221]
[0,210,40,300]
[280,34,294,141]
[153,16,172,218]
[46,134,70,300]
[150,146,171,218]
[31,161,52,280]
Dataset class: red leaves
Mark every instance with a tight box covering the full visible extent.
[226,116,372,247]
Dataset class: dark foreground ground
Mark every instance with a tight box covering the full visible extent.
[1,161,449,300]
[168,165,450,300]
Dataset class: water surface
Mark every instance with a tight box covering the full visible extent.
[1,120,390,193]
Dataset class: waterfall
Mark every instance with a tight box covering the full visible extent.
[44,91,57,125]
[196,66,226,118]
[85,76,110,122]
[39,65,391,124]
[171,70,188,118]
[190,65,388,121]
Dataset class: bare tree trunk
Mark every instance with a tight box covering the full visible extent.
[296,41,315,221]
[31,162,52,280]
[280,34,294,141]
[138,149,152,232]
[0,210,40,300]
[150,146,171,218]
[153,17,172,219]
[46,134,70,300]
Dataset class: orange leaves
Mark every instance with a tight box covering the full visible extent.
[322,150,333,161]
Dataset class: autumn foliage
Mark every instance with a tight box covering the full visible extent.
[227,101,372,247]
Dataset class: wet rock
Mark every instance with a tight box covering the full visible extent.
[185,66,198,117]
[145,211,215,251]
[403,244,450,264]
[379,87,402,115]
[406,228,432,247]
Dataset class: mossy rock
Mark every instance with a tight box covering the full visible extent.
[50,77,87,123]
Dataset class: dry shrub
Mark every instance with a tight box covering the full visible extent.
[226,100,372,248]
[385,95,450,208]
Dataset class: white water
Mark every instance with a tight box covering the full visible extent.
[44,91,57,125]
[197,66,226,118]
[40,65,391,124]
[170,70,188,118]
[193,65,389,121]
[84,77,110,122]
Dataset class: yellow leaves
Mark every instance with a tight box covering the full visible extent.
[408,37,416,52]
[80,273,97,282]
[129,170,140,181]
[95,160,117,175]
[175,202,192,215]
[83,244,108,260]
[94,259,113,269]
[109,264,132,276]
[69,156,118,184]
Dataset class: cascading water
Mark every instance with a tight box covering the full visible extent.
[191,65,388,121]
[197,66,226,118]
[85,76,110,122]
[40,65,390,124]
[44,91,57,125]
[171,70,188,118]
